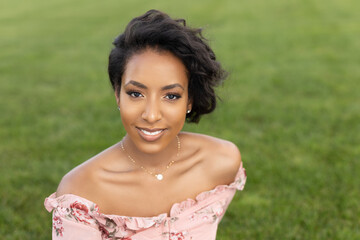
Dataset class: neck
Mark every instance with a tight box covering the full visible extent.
[121,134,179,170]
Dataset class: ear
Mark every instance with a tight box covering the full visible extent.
[114,88,120,106]
[187,98,193,112]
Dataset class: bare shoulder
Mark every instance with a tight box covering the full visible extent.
[56,142,125,198]
[55,162,88,197]
[182,132,242,185]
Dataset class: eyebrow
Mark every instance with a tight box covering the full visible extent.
[124,80,147,89]
[161,83,184,91]
[124,80,184,90]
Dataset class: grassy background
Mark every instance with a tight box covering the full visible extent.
[1,0,359,239]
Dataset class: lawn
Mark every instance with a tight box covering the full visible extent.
[0,0,359,239]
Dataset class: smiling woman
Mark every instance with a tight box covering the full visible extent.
[44,9,246,240]
[118,50,190,157]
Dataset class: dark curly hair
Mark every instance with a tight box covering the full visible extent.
[108,9,227,123]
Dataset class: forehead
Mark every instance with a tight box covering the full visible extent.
[122,49,188,88]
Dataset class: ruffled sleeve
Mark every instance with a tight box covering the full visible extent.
[170,162,246,216]
[231,162,247,190]
[44,193,167,239]
[45,193,102,239]
[44,163,246,240]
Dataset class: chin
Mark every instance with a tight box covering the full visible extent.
[135,141,168,154]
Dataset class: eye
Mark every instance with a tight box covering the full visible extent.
[165,94,181,100]
[126,91,143,98]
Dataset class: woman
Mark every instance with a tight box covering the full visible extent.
[45,9,246,240]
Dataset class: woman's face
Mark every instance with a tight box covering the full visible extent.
[116,49,191,154]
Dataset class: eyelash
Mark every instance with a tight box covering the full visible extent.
[125,91,181,101]
[126,91,143,98]
[165,93,182,100]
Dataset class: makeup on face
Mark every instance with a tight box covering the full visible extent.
[116,49,191,156]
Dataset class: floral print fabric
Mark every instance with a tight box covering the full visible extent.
[44,163,246,240]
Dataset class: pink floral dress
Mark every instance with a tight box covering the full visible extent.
[44,163,246,240]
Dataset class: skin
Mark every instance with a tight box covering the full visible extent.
[56,49,242,217]
[115,48,192,168]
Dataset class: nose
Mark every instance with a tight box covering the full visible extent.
[141,99,162,123]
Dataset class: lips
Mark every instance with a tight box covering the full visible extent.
[140,129,163,135]
[136,127,166,142]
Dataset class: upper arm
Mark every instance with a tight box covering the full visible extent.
[221,141,242,180]
[56,171,77,197]
[207,139,242,185]
[56,163,88,197]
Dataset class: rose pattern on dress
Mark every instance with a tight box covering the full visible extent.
[69,201,94,224]
[47,165,246,239]
[162,230,188,240]
[52,200,101,238]
[189,200,226,224]
[98,220,132,240]
[96,217,133,240]
[53,215,64,237]
[54,203,133,239]
[51,197,231,239]
[98,224,110,239]
[170,231,186,240]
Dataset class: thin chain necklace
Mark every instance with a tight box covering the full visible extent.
[120,135,180,181]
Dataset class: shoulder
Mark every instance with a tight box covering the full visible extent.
[55,160,93,198]
[56,142,127,198]
[181,132,242,185]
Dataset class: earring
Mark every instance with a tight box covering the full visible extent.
[187,109,191,114]
[117,106,120,111]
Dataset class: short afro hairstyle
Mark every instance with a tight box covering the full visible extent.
[108,9,227,123]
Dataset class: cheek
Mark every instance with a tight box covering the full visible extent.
[163,105,187,123]
[120,107,138,124]
[119,100,139,125]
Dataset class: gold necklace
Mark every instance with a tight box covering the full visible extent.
[120,135,180,181]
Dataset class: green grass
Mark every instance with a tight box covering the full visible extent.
[1,0,359,239]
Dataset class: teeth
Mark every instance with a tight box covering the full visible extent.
[140,129,163,136]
